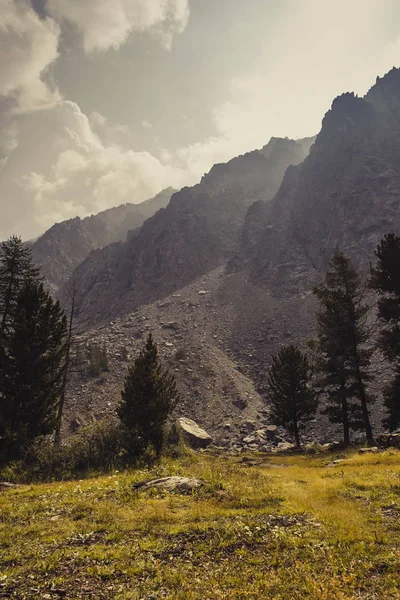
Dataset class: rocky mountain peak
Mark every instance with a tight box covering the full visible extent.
[365,67,400,125]
[32,187,175,295]
[64,136,312,325]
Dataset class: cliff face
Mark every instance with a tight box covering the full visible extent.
[236,70,400,292]
[65,138,312,324]
[31,187,175,295]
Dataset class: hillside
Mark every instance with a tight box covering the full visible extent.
[31,188,175,295]
[33,68,400,444]
[239,69,400,291]
[1,449,400,598]
[62,137,313,324]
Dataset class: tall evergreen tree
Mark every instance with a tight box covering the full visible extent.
[118,333,179,456]
[0,281,67,459]
[314,252,374,445]
[0,236,41,334]
[309,335,352,446]
[371,233,400,430]
[267,345,317,449]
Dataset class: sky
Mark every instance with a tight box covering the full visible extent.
[1,0,400,240]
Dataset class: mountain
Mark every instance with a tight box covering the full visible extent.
[238,69,400,292]
[31,187,175,295]
[64,137,313,324]
[59,69,400,444]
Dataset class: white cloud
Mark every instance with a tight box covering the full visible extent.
[47,0,190,52]
[2,0,400,242]
[0,0,60,111]
[0,100,183,239]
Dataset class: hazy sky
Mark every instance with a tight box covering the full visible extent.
[1,0,400,239]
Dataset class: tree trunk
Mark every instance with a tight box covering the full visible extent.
[354,367,374,446]
[293,420,301,449]
[54,287,75,446]
[344,278,374,447]
[340,380,350,447]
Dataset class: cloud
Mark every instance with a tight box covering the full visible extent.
[0,100,183,239]
[47,0,190,52]
[0,0,60,111]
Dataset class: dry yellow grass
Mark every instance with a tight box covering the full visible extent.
[1,449,400,598]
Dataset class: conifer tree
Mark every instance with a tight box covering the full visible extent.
[371,233,400,430]
[314,252,375,445]
[267,345,317,449]
[0,281,67,459]
[0,236,41,334]
[118,333,179,455]
[309,335,352,446]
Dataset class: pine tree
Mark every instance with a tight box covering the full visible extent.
[118,333,179,456]
[0,236,41,334]
[267,345,317,449]
[313,252,375,445]
[371,233,400,430]
[0,281,67,459]
[310,340,352,446]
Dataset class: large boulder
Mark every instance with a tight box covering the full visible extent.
[133,476,203,494]
[170,417,213,449]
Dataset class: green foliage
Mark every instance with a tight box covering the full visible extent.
[0,235,41,334]
[267,344,317,448]
[0,245,67,461]
[87,343,109,377]
[3,420,126,482]
[118,332,180,456]
[371,233,400,430]
[313,252,374,445]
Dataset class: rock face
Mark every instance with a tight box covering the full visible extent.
[31,188,175,295]
[238,69,400,292]
[133,476,203,493]
[171,417,213,449]
[62,138,313,324]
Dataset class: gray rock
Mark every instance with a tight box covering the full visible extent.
[170,417,213,449]
[277,442,296,452]
[0,482,18,491]
[358,447,379,454]
[133,476,203,494]
[377,433,400,449]
[243,435,256,444]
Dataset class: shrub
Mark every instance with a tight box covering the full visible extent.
[87,343,109,377]
[1,420,127,483]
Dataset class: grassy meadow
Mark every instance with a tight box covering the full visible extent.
[0,449,400,599]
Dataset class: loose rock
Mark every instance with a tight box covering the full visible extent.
[170,417,213,449]
[133,476,203,494]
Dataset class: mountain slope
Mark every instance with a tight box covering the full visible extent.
[66,137,313,324]
[31,187,175,294]
[240,70,400,291]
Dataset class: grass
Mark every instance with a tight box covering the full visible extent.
[0,449,400,598]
